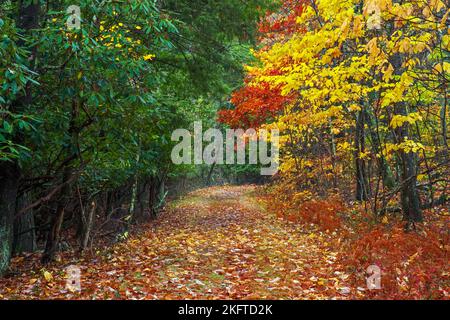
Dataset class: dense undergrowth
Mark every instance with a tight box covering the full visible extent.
[260,182,449,299]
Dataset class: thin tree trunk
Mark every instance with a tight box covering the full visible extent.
[206,162,217,186]
[355,110,369,201]
[80,202,96,251]
[329,118,338,188]
[42,98,79,263]
[391,52,423,224]
[129,144,141,219]
[367,110,395,191]
[42,166,73,264]
[398,149,422,223]
[148,177,158,219]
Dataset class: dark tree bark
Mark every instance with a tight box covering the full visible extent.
[42,166,73,264]
[80,202,96,251]
[42,99,79,264]
[0,163,20,275]
[13,192,36,254]
[148,177,158,219]
[391,53,423,224]
[206,162,217,186]
[0,0,40,275]
[367,110,395,191]
[146,175,167,220]
[138,182,149,219]
[398,145,423,223]
[355,110,370,201]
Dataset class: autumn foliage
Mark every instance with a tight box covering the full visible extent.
[217,1,306,129]
[340,223,449,299]
[218,82,292,128]
[261,181,449,299]
[258,0,306,43]
[0,0,448,302]
[264,193,345,232]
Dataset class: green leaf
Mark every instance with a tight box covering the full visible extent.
[3,121,12,134]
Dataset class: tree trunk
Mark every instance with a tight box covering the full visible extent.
[367,110,395,190]
[134,181,150,221]
[42,98,79,263]
[13,192,36,254]
[80,202,96,251]
[398,149,422,223]
[0,0,40,274]
[0,162,20,275]
[355,110,369,201]
[206,162,216,186]
[42,166,73,264]
[148,177,158,219]
[147,175,167,219]
[391,53,423,224]
[158,177,166,208]
[329,118,338,188]
[105,191,114,217]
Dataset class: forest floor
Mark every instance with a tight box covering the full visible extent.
[0,185,362,300]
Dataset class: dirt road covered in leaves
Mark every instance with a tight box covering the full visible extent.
[0,185,353,299]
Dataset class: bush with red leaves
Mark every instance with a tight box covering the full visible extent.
[286,198,345,232]
[339,223,449,299]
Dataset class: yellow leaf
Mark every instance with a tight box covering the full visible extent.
[331,128,341,135]
[383,63,394,82]
[143,54,156,61]
[43,271,53,282]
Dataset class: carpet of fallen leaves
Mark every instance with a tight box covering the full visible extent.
[261,182,449,300]
[0,185,362,300]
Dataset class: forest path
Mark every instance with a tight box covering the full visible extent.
[0,185,349,299]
